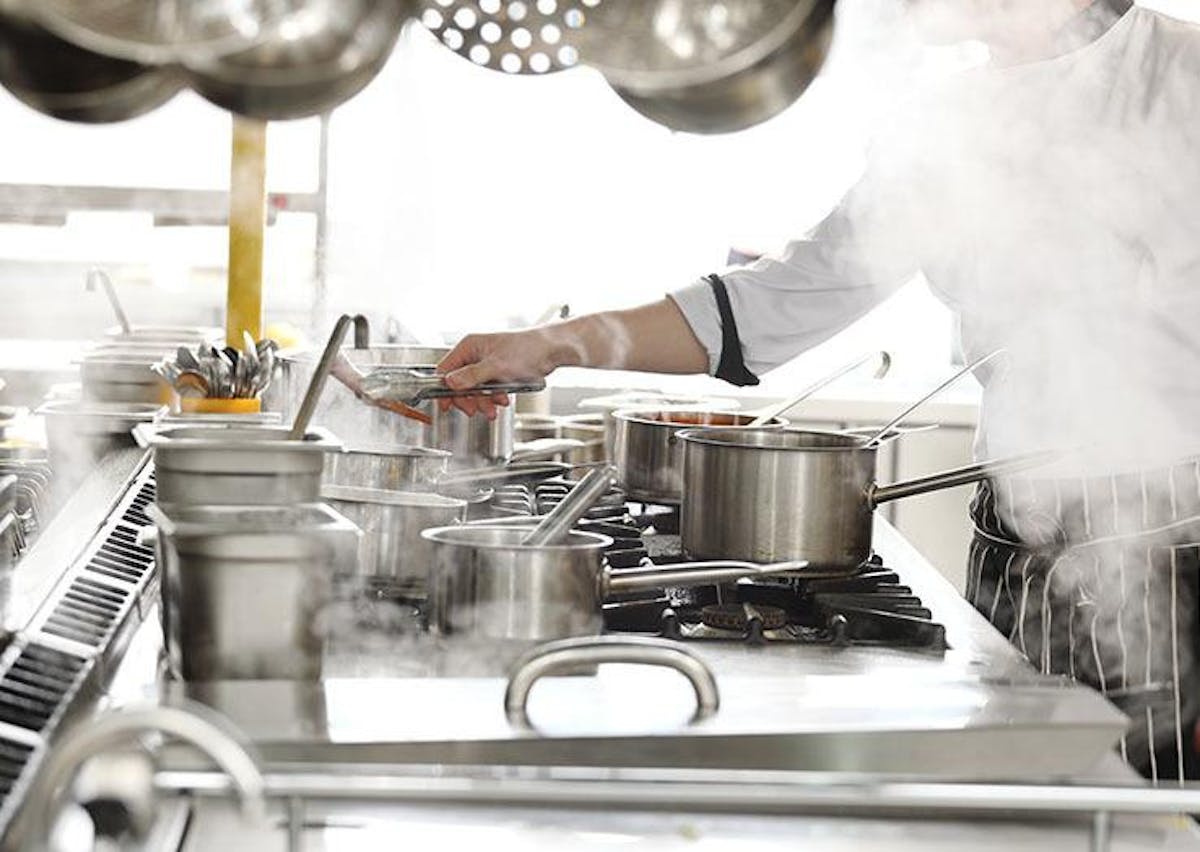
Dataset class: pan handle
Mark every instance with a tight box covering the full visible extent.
[504,636,720,730]
[868,450,1059,508]
[604,560,808,595]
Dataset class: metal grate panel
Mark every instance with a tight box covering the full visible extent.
[0,644,86,733]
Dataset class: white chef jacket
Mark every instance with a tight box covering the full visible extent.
[670,5,1200,474]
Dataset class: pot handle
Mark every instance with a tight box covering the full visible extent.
[868,450,1059,508]
[504,636,719,730]
[604,560,808,595]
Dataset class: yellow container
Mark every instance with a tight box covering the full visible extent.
[179,398,263,415]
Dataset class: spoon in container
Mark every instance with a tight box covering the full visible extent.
[84,267,132,335]
[862,350,1002,447]
[748,351,891,427]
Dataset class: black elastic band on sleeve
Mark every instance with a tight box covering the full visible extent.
[705,273,760,388]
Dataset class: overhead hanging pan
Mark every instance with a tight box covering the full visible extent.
[181,0,408,120]
[0,8,182,123]
[577,0,836,134]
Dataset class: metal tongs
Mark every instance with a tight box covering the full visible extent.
[359,366,545,407]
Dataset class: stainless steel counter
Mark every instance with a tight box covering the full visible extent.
[81,515,1198,851]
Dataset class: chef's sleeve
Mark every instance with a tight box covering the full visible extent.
[668,166,924,385]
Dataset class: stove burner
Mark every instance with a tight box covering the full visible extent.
[701,602,787,632]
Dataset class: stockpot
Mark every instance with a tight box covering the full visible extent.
[422,524,806,642]
[323,442,450,490]
[612,409,787,505]
[321,485,466,597]
[678,428,1054,574]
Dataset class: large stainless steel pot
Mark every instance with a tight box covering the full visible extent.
[612,409,786,505]
[578,0,835,135]
[322,442,450,490]
[321,485,465,597]
[270,344,448,449]
[139,424,342,507]
[0,9,182,123]
[422,524,805,642]
[679,428,1053,573]
[181,0,407,120]
[148,502,360,681]
[579,392,739,457]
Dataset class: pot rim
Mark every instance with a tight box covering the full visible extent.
[421,524,614,552]
[339,442,451,460]
[613,408,786,429]
[677,427,875,453]
[321,485,466,509]
[142,424,341,452]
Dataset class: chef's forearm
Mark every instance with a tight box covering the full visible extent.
[544,298,710,375]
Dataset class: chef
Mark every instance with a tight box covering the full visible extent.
[437,0,1200,782]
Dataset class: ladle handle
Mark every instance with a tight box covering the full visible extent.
[749,350,891,427]
[505,637,719,730]
[86,268,132,335]
[863,350,1002,447]
[520,465,617,546]
[290,314,353,440]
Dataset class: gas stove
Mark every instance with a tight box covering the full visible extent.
[472,478,948,653]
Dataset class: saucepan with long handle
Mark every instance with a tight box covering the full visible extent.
[677,352,1056,573]
[421,524,807,643]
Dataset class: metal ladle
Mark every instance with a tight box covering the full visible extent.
[289,314,353,440]
[84,267,132,335]
[862,350,1003,447]
[520,465,619,546]
[748,351,891,428]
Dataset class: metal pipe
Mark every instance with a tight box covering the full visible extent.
[226,117,268,346]
[150,769,1200,818]
[605,560,808,595]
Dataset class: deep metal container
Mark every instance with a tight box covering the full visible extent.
[149,502,360,681]
[678,428,1051,573]
[322,443,450,491]
[428,404,514,469]
[79,353,170,404]
[612,409,786,505]
[38,400,165,497]
[139,424,342,507]
[321,486,466,597]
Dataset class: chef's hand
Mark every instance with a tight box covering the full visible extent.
[437,329,561,418]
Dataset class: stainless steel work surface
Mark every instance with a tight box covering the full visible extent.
[136,520,1126,779]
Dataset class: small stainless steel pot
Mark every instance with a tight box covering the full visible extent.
[422,524,805,642]
[139,424,342,507]
[678,428,1053,574]
[428,404,514,469]
[321,485,466,597]
[559,414,607,465]
[612,409,787,505]
[148,502,360,681]
[323,443,450,490]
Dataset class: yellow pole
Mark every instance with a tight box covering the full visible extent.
[226,117,267,345]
